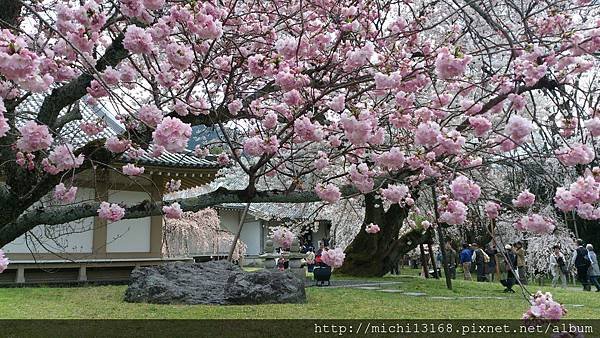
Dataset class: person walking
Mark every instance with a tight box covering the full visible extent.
[460,243,472,281]
[571,239,591,291]
[514,242,527,284]
[500,244,517,293]
[587,244,600,292]
[472,243,489,282]
[485,244,498,282]
[549,245,567,288]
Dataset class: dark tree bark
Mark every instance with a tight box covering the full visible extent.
[337,192,429,277]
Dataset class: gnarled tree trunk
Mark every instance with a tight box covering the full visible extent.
[338,192,429,277]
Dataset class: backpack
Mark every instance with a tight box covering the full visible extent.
[575,247,591,268]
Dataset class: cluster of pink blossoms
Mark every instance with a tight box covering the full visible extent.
[514,214,555,234]
[450,176,481,204]
[243,136,279,156]
[321,248,346,268]
[272,227,295,250]
[434,47,472,80]
[380,184,413,206]
[513,190,536,209]
[484,201,501,219]
[348,163,375,193]
[468,116,492,137]
[499,115,533,151]
[365,223,381,234]
[315,184,341,204]
[43,144,84,174]
[53,183,77,204]
[438,198,468,225]
[152,117,192,153]
[555,143,595,167]
[97,202,125,222]
[105,137,131,153]
[122,164,145,176]
[554,172,600,220]
[523,291,566,321]
[162,202,183,219]
[373,147,405,171]
[165,179,182,193]
[0,249,8,273]
[16,121,53,153]
[585,117,600,137]
[137,105,163,128]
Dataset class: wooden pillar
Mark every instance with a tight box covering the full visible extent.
[150,175,164,257]
[78,266,87,282]
[16,266,25,284]
[92,169,109,256]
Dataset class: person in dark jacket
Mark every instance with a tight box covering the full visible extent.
[471,243,488,282]
[571,239,591,291]
[500,244,517,293]
[485,244,499,282]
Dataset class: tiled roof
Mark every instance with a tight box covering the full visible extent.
[217,202,322,220]
[18,94,220,170]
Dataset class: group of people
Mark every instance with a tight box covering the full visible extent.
[452,242,526,285]
[551,239,600,291]
[442,238,600,292]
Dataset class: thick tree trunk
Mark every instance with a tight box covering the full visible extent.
[337,192,429,277]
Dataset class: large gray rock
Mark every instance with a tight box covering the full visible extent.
[124,261,306,305]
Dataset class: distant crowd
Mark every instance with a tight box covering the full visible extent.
[436,239,600,292]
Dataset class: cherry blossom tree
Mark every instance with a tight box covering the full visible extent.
[0,1,598,295]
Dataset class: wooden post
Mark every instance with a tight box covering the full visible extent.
[432,186,452,290]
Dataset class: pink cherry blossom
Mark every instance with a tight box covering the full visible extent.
[152,117,192,153]
[569,175,600,204]
[228,99,243,115]
[162,202,183,219]
[327,94,345,112]
[374,147,405,171]
[438,199,467,225]
[484,201,501,219]
[217,153,230,166]
[513,189,535,208]
[349,163,375,193]
[45,144,84,173]
[321,248,345,268]
[523,291,566,321]
[468,116,492,137]
[435,47,472,80]
[80,121,105,136]
[414,121,441,147]
[450,176,481,204]
[16,121,53,153]
[554,187,579,212]
[365,223,380,234]
[137,104,163,128]
[315,183,341,203]
[122,164,145,176]
[123,27,154,55]
[515,214,555,234]
[380,184,410,204]
[0,249,8,273]
[272,227,295,249]
[165,43,194,70]
[53,183,77,204]
[504,115,533,144]
[97,202,125,222]
[555,143,595,166]
[294,117,323,142]
[105,137,131,153]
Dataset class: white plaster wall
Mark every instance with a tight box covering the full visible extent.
[240,221,261,255]
[106,190,151,253]
[3,188,95,254]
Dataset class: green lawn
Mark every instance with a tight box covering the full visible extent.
[1,272,600,319]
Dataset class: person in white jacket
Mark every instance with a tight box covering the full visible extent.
[549,245,567,288]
